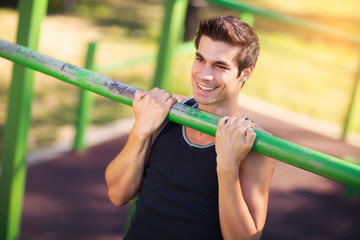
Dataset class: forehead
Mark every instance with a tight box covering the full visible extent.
[197,35,239,65]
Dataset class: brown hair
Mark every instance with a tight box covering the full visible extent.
[194,15,260,76]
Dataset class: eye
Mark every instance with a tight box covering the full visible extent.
[195,56,204,63]
[216,64,228,70]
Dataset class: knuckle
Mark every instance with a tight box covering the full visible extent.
[229,116,237,122]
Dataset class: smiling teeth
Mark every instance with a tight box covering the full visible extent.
[198,83,215,91]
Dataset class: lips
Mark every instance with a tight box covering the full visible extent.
[197,82,216,91]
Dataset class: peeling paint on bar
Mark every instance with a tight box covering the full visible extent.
[0,38,360,188]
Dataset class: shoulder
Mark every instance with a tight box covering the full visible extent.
[240,121,276,191]
[240,148,276,193]
[172,94,188,103]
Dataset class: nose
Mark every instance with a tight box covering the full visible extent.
[199,64,214,81]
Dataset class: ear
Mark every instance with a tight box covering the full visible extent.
[239,66,254,83]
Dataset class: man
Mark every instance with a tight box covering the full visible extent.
[105,15,276,239]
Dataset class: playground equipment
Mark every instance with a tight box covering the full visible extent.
[1,38,360,191]
[1,1,360,240]
[0,1,48,240]
[74,0,360,152]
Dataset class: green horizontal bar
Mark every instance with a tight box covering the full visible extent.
[207,0,360,45]
[94,41,195,74]
[1,38,359,188]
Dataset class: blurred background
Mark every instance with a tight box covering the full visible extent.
[0,0,360,239]
[1,0,360,150]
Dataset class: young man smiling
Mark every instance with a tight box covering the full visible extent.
[105,15,276,239]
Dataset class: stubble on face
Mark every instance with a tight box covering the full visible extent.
[191,36,243,114]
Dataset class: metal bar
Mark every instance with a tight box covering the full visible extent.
[152,0,189,90]
[0,1,48,240]
[207,0,360,45]
[93,41,195,74]
[1,39,360,189]
[73,40,195,152]
[73,42,97,153]
[343,67,360,140]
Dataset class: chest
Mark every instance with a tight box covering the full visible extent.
[148,122,218,196]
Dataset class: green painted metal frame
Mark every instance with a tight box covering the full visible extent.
[1,38,360,190]
[73,42,97,153]
[207,0,360,44]
[0,1,48,240]
[152,0,189,90]
[343,71,360,140]
[94,41,195,75]
[152,0,360,139]
[205,0,360,139]
[73,40,196,152]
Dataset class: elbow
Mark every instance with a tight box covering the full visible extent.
[222,225,263,240]
[224,232,262,240]
[108,189,132,207]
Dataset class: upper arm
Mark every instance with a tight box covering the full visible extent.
[239,126,276,230]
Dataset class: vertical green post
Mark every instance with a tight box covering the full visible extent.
[73,42,97,153]
[152,0,189,90]
[241,12,255,27]
[0,0,48,240]
[343,73,360,140]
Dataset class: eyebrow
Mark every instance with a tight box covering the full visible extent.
[195,52,231,68]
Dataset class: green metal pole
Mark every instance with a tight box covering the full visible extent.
[74,42,97,153]
[152,0,189,90]
[343,70,360,140]
[207,0,360,45]
[0,39,360,189]
[93,41,195,75]
[240,12,255,27]
[0,1,48,240]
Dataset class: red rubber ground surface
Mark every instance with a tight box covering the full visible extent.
[20,110,360,240]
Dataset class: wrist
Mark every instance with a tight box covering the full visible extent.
[131,123,153,141]
[216,158,240,183]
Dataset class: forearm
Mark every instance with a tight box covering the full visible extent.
[105,127,151,206]
[217,170,262,240]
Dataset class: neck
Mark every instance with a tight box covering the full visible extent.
[197,98,241,117]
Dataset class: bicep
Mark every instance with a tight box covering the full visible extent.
[239,152,276,230]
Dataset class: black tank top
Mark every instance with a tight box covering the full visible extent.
[124,98,223,240]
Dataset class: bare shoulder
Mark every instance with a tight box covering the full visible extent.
[240,152,276,197]
[240,120,276,192]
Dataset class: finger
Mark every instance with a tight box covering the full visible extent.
[164,94,177,109]
[151,87,160,92]
[134,91,147,101]
[149,87,160,96]
[237,119,253,131]
[218,116,230,128]
[226,117,238,125]
[160,91,172,101]
[156,88,167,96]
[243,116,256,129]
[245,128,256,145]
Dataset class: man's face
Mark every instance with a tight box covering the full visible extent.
[191,35,245,108]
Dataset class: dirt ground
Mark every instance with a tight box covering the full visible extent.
[20,107,360,240]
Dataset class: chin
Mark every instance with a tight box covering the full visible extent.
[193,95,213,105]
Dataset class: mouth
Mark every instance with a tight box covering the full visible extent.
[197,82,216,91]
